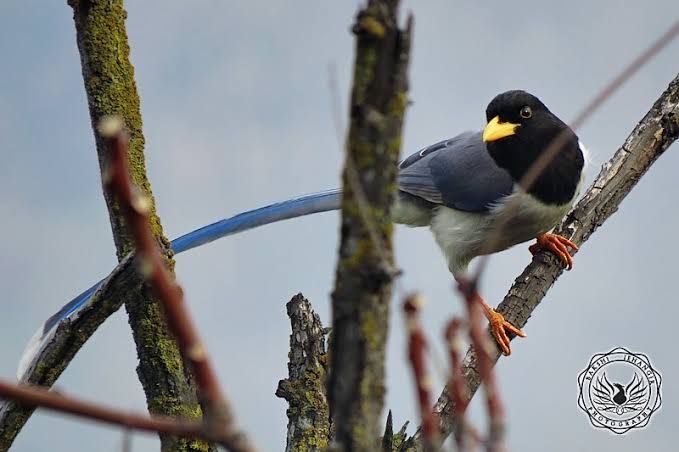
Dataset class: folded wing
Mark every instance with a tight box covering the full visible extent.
[398,131,514,212]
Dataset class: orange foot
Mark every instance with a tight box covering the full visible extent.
[476,296,526,356]
[529,233,579,270]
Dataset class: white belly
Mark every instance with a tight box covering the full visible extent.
[430,188,573,275]
[399,140,588,275]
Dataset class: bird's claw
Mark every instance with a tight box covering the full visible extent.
[486,309,526,356]
[529,233,578,270]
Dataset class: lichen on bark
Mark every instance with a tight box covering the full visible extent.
[276,294,330,452]
[328,1,412,450]
[67,1,212,450]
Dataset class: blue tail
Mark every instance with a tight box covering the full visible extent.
[171,189,341,253]
[18,189,342,379]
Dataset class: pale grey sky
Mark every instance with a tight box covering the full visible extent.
[1,1,678,451]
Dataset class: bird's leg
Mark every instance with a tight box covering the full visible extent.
[476,294,526,356]
[455,276,526,356]
[529,233,579,270]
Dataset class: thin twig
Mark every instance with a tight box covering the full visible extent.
[403,294,439,450]
[0,379,227,446]
[99,117,256,452]
[456,280,505,452]
[444,317,478,452]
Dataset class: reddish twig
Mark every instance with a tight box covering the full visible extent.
[98,117,256,452]
[444,317,479,451]
[0,379,228,446]
[403,294,439,450]
[456,279,505,452]
[444,318,467,416]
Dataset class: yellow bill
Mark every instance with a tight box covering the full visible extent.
[483,116,519,142]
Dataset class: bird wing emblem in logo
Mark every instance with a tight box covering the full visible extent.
[591,372,647,415]
[578,347,662,434]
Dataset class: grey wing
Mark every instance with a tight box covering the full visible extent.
[398,131,514,212]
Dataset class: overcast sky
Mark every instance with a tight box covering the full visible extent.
[1,1,678,451]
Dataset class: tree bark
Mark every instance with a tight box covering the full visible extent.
[67,1,211,450]
[275,294,330,452]
[404,72,679,450]
[328,1,412,450]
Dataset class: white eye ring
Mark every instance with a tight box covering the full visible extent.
[520,106,532,119]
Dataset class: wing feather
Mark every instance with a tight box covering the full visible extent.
[398,131,514,212]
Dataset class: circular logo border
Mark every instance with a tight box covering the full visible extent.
[577,347,662,434]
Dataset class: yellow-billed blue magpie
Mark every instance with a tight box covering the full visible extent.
[18,90,586,378]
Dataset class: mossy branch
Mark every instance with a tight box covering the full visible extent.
[381,412,409,452]
[68,1,211,450]
[275,294,330,452]
[328,1,412,450]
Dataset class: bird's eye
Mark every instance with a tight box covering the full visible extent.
[520,106,532,119]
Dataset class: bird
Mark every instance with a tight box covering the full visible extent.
[17,90,586,379]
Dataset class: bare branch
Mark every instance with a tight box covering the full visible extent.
[403,295,439,450]
[382,411,410,452]
[382,411,394,452]
[456,280,505,452]
[444,318,479,451]
[0,256,136,450]
[275,294,330,451]
[100,119,255,452]
[0,379,235,447]
[328,1,412,449]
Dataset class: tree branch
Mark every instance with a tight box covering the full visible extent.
[67,1,210,450]
[0,379,232,447]
[443,318,480,451]
[101,119,255,452]
[381,411,410,452]
[328,1,412,449]
[407,72,679,450]
[403,295,438,451]
[275,294,330,452]
[455,280,505,451]
[0,255,135,450]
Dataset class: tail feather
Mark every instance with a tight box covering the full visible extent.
[17,189,341,381]
[171,189,341,253]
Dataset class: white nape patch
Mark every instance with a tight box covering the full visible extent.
[578,140,591,168]
[573,140,590,200]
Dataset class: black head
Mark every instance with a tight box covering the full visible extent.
[482,90,584,205]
